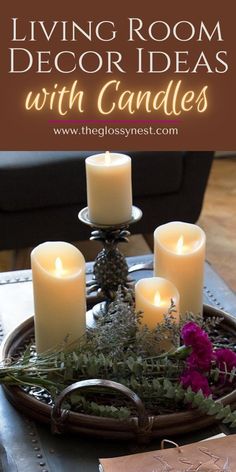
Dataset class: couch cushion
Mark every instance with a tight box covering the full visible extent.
[0,151,184,212]
[0,151,89,212]
[131,151,184,197]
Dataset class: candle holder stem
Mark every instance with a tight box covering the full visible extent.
[79,206,143,301]
[90,227,130,299]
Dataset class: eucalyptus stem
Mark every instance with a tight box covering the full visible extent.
[0,289,235,423]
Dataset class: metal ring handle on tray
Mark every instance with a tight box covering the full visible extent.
[51,378,151,436]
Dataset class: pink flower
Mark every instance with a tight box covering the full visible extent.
[187,352,212,371]
[180,370,211,397]
[181,322,213,372]
[214,348,236,374]
[181,322,211,351]
[181,322,205,346]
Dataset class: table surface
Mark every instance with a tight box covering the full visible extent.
[0,255,235,472]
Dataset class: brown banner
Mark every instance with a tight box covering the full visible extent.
[0,0,235,150]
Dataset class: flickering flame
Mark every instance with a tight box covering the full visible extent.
[55,257,63,277]
[176,235,184,255]
[154,291,161,307]
[105,151,111,165]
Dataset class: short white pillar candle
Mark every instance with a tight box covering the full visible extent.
[154,221,206,316]
[135,277,180,329]
[85,151,132,225]
[31,241,86,354]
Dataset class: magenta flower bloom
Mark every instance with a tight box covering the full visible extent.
[181,322,213,372]
[181,322,204,346]
[181,322,211,350]
[187,352,212,372]
[215,348,236,373]
[180,370,211,397]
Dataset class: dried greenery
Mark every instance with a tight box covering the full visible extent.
[0,287,236,425]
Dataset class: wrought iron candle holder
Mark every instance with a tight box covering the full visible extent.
[78,206,142,304]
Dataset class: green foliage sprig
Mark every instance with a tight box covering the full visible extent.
[0,287,236,424]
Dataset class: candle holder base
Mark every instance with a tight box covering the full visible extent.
[92,301,110,319]
[79,206,142,300]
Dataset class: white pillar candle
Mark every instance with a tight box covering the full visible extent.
[135,277,180,329]
[85,151,132,225]
[154,222,206,316]
[31,242,86,354]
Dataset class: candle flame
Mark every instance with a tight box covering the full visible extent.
[154,291,161,307]
[176,235,184,254]
[105,151,111,165]
[55,257,63,276]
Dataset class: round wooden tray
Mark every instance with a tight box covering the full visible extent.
[1,305,236,442]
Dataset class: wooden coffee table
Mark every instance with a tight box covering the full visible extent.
[0,255,235,472]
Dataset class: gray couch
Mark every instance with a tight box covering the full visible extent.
[0,151,213,250]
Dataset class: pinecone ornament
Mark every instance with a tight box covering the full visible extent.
[91,228,130,298]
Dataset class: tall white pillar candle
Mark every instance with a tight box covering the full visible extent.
[31,242,86,354]
[85,152,132,225]
[135,277,180,329]
[154,222,206,316]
